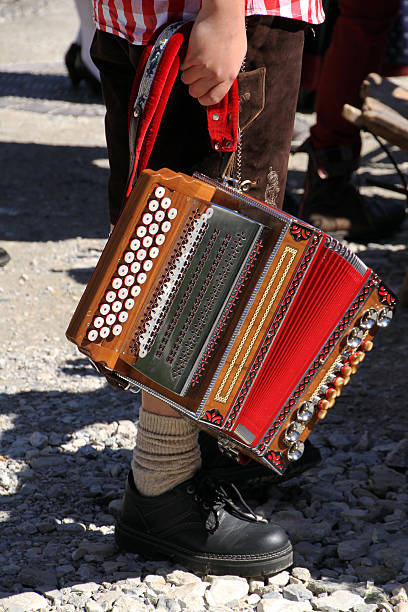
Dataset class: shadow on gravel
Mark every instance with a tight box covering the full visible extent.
[0,384,143,593]
[0,142,110,241]
[0,71,103,105]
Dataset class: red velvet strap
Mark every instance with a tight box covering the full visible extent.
[126,22,239,199]
[206,79,239,152]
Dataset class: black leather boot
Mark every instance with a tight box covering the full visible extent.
[298,138,406,240]
[115,471,293,577]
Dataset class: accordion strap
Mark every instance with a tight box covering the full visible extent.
[125,21,239,200]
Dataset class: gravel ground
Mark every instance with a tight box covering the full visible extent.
[1,2,408,611]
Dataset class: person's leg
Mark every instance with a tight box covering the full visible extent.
[299,0,405,238]
[311,0,400,151]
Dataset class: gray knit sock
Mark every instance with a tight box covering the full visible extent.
[131,407,201,496]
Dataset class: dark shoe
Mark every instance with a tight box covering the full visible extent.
[64,43,101,95]
[298,138,406,240]
[199,433,321,502]
[115,471,293,577]
[0,247,10,267]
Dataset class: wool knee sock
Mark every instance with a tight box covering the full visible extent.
[131,407,201,496]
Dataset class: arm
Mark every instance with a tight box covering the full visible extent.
[180,0,246,106]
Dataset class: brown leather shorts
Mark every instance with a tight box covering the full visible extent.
[91,16,305,224]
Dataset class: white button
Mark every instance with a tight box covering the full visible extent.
[87,329,98,342]
[205,207,214,219]
[155,233,165,246]
[112,300,122,312]
[142,212,153,225]
[100,326,110,339]
[136,249,147,261]
[161,221,171,233]
[118,287,129,299]
[106,290,116,303]
[94,316,104,329]
[167,207,177,220]
[149,246,159,259]
[125,298,135,310]
[137,272,147,284]
[155,186,166,199]
[118,311,128,323]
[148,199,159,212]
[124,275,135,287]
[99,303,110,316]
[124,251,135,264]
[130,261,141,274]
[155,210,165,223]
[143,260,153,272]
[131,285,141,297]
[111,277,122,290]
[130,238,141,251]
[118,264,128,276]
[148,223,159,235]
[136,226,147,238]
[161,197,171,209]
[112,324,123,336]
[142,236,153,248]
[106,313,116,326]
[139,347,148,358]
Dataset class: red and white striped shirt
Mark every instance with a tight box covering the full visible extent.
[93,1,324,46]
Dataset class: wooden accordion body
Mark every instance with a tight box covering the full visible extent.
[67,169,396,474]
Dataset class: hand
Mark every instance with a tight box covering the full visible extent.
[180,0,246,106]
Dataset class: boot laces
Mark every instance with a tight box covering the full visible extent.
[191,475,268,534]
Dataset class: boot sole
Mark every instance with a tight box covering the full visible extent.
[115,519,293,577]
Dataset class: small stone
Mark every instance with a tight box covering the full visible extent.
[29,432,48,449]
[291,567,311,582]
[71,582,101,594]
[85,601,104,612]
[368,465,406,496]
[0,591,49,611]
[337,538,370,561]
[257,599,312,612]
[207,576,249,606]
[267,571,290,588]
[282,583,313,601]
[391,586,408,604]
[166,569,203,586]
[385,439,408,469]
[311,589,365,612]
[248,593,261,605]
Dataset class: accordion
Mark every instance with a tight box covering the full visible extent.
[66,168,396,475]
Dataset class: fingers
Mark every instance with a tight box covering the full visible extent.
[181,67,234,106]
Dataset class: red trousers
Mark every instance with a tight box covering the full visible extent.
[310,0,400,152]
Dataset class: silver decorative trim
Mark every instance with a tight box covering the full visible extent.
[324,235,367,276]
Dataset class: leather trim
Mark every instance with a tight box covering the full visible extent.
[238,67,266,133]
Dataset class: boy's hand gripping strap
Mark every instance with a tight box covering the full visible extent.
[126,21,239,200]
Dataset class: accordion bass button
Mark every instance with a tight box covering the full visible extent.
[155,234,165,246]
[149,223,159,235]
[118,265,128,277]
[297,401,314,423]
[377,307,393,327]
[136,226,147,238]
[154,186,166,199]
[155,210,165,223]
[361,339,373,352]
[284,422,304,444]
[161,197,171,209]
[167,208,178,220]
[149,247,160,259]
[142,212,153,225]
[287,441,305,462]
[148,199,159,212]
[130,285,141,297]
[99,303,110,316]
[87,329,98,342]
[123,251,135,264]
[105,290,116,303]
[106,313,116,326]
[118,288,129,300]
[360,307,378,329]
[100,326,110,339]
[112,324,122,336]
[124,298,135,310]
[161,221,171,233]
[111,277,122,289]
[112,300,122,313]
[142,236,153,248]
[93,316,104,329]
[130,238,141,251]
[118,311,128,323]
